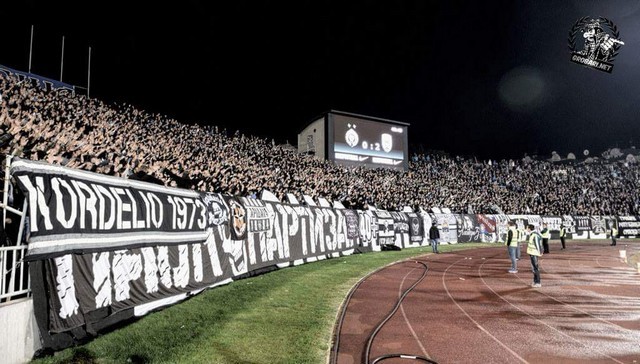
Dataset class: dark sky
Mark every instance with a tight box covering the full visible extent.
[3,0,640,160]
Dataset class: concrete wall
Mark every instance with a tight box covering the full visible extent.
[297,117,325,160]
[0,298,41,364]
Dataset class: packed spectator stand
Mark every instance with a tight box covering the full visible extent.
[1,72,639,223]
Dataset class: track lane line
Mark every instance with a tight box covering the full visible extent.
[478,256,627,364]
[397,264,432,360]
[442,256,529,363]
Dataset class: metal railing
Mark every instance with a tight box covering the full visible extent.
[0,244,30,302]
[1,155,30,303]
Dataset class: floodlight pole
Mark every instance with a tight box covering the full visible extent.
[60,36,65,81]
[28,25,34,73]
[87,46,91,98]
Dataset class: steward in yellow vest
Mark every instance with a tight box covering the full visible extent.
[506,222,518,272]
[525,224,542,287]
[540,223,550,254]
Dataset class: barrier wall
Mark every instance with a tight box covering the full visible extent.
[0,298,41,364]
[5,157,636,352]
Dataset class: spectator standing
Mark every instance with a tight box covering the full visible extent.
[526,224,543,288]
[609,223,618,246]
[516,223,525,260]
[506,221,518,273]
[429,222,440,254]
[559,224,566,250]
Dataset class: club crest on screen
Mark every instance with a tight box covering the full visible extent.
[345,125,359,148]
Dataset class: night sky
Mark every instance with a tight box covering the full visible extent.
[3,0,640,160]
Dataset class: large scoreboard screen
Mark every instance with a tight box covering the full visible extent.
[328,113,408,171]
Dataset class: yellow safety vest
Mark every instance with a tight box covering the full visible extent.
[507,226,518,247]
[560,227,566,238]
[527,232,542,256]
[518,228,526,242]
[541,228,550,239]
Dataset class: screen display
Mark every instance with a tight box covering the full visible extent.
[330,114,408,170]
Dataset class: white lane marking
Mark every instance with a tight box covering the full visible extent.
[443,257,529,363]
[478,257,627,364]
[398,265,431,360]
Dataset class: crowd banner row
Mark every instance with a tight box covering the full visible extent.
[8,158,637,350]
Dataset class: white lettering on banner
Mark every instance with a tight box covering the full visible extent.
[260,230,278,263]
[325,209,337,251]
[172,245,190,288]
[90,243,222,308]
[394,212,409,230]
[312,209,325,254]
[52,178,78,229]
[44,199,460,331]
[112,250,142,302]
[174,197,187,229]
[71,181,98,229]
[139,191,152,229]
[285,205,299,236]
[333,210,350,250]
[359,211,373,247]
[297,207,309,255]
[92,184,116,230]
[126,189,144,229]
[19,174,211,233]
[336,210,349,249]
[204,229,224,277]
[304,208,315,255]
[148,193,164,229]
[167,197,205,230]
[619,222,640,228]
[18,175,53,232]
[618,216,636,221]
[624,229,639,235]
[265,204,283,261]
[157,246,172,289]
[378,217,395,244]
[221,227,248,276]
[55,254,80,318]
[562,216,576,234]
[141,247,159,293]
[275,205,293,258]
[92,252,112,309]
[110,187,130,230]
[192,243,203,283]
[543,217,562,231]
[246,232,258,266]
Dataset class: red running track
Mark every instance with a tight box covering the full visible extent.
[332,240,640,364]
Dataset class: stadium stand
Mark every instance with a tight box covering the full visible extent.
[1,72,639,219]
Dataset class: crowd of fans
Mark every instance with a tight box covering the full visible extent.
[1,73,639,217]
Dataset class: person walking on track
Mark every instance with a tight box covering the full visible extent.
[526,224,543,288]
[506,221,518,273]
[559,224,566,250]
